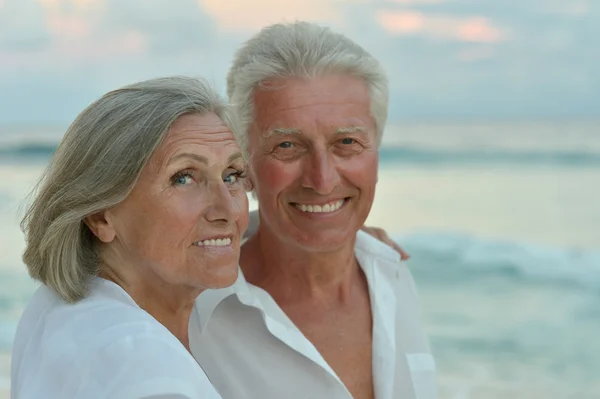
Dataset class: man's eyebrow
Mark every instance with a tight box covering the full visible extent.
[335,126,366,134]
[267,127,366,137]
[168,153,208,165]
[267,127,302,138]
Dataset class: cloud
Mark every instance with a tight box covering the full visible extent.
[543,1,590,17]
[0,0,598,125]
[0,0,149,69]
[377,10,424,33]
[197,0,342,32]
[377,10,508,42]
[0,0,236,69]
[0,0,51,52]
[386,0,447,4]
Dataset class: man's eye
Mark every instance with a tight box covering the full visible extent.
[278,142,293,149]
[341,138,355,145]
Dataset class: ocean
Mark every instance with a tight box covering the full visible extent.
[1,122,599,398]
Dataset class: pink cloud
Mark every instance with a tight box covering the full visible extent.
[377,10,507,43]
[38,0,103,40]
[1,1,147,69]
[46,14,92,37]
[457,17,504,42]
[387,0,447,4]
[378,11,424,33]
[198,0,341,31]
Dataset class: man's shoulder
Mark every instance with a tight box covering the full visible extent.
[354,230,419,295]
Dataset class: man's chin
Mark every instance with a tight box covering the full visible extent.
[287,229,357,252]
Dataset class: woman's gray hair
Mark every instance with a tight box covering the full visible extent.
[21,76,230,303]
[226,21,389,155]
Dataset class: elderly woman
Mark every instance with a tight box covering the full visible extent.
[10,76,248,398]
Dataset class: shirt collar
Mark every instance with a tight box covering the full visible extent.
[194,269,241,332]
[194,230,402,332]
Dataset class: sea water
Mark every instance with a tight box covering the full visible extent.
[1,122,599,398]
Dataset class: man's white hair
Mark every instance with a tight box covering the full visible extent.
[226,21,389,156]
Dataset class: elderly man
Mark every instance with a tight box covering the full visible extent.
[190,22,437,399]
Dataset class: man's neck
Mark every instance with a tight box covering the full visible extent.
[240,227,361,305]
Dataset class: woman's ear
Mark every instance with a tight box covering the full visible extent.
[84,211,116,243]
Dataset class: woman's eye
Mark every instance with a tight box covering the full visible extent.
[172,172,194,186]
[278,142,293,149]
[223,173,238,184]
[224,169,245,185]
[341,138,355,145]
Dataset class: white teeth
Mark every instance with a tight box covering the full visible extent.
[294,199,345,213]
[195,238,232,247]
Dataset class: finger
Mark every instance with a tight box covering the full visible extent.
[363,226,410,260]
[379,230,410,261]
[397,246,410,261]
[387,236,410,261]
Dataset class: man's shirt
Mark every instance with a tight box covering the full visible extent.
[190,231,437,399]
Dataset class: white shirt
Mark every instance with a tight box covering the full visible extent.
[11,277,221,399]
[190,231,437,399]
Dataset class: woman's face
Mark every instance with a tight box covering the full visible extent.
[100,113,249,290]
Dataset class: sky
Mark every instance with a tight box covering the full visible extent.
[0,0,598,128]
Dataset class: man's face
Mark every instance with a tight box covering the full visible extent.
[247,74,379,252]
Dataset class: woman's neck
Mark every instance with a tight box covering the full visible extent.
[99,264,202,351]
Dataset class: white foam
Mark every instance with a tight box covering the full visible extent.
[395,232,600,289]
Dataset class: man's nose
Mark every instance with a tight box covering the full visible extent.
[300,148,341,195]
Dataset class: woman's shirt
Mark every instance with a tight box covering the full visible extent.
[11,277,220,399]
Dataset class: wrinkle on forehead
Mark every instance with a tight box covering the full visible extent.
[151,115,240,170]
[256,76,370,109]
[267,127,302,137]
[252,76,373,137]
[260,95,370,116]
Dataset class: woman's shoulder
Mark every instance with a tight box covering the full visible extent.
[18,278,168,342]
[12,281,221,399]
[76,326,219,399]
[15,278,185,358]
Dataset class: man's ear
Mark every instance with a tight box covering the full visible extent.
[84,211,116,243]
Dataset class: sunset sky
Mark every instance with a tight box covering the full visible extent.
[0,0,598,126]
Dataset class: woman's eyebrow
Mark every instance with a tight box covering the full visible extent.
[168,153,208,165]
